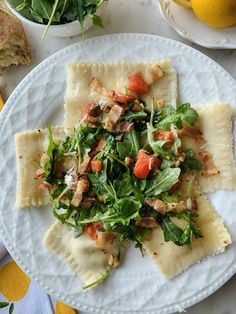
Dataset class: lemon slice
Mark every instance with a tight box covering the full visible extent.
[172,0,192,8]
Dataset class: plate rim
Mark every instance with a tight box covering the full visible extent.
[158,0,236,49]
[0,33,236,313]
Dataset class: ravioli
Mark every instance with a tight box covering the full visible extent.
[15,127,65,208]
[182,103,236,192]
[143,184,231,278]
[64,60,177,133]
[44,221,119,286]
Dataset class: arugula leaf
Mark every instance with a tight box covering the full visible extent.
[83,266,114,290]
[181,149,204,171]
[145,168,181,196]
[92,14,103,27]
[9,303,14,314]
[44,125,58,182]
[117,129,140,158]
[0,302,9,308]
[155,104,198,130]
[113,173,134,198]
[160,210,202,248]
[74,226,83,238]
[31,0,53,20]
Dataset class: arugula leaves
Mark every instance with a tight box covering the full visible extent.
[44,125,58,182]
[6,0,105,38]
[154,103,198,130]
[145,168,181,196]
[161,210,202,248]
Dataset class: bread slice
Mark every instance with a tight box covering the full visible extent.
[0,1,31,74]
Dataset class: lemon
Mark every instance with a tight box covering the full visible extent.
[191,0,236,28]
[173,0,236,29]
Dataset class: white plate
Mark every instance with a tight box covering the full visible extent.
[159,0,236,49]
[0,34,236,314]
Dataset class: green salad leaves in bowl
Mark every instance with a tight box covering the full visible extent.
[5,0,107,38]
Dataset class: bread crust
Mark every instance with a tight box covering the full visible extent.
[0,0,31,72]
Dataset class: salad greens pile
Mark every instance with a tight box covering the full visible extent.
[6,0,105,38]
[40,100,204,253]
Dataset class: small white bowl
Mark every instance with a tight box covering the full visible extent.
[6,2,107,37]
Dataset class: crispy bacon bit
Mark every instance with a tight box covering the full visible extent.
[110,90,135,103]
[83,114,100,127]
[166,201,187,213]
[104,120,115,132]
[108,254,119,268]
[96,137,106,152]
[36,168,45,178]
[145,64,165,85]
[79,156,91,173]
[40,152,49,167]
[71,177,90,207]
[146,198,166,214]
[38,182,49,190]
[179,126,205,143]
[133,100,143,112]
[90,77,111,100]
[116,121,134,133]
[95,231,117,248]
[198,151,220,177]
[136,217,159,228]
[187,198,198,210]
[106,104,124,123]
[80,197,96,209]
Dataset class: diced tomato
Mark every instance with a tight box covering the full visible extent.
[85,222,103,240]
[133,151,161,179]
[91,160,103,172]
[110,91,135,103]
[128,72,149,94]
[84,102,102,116]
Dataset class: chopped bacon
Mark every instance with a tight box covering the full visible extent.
[104,120,115,132]
[80,197,96,209]
[108,254,119,268]
[187,198,198,211]
[106,104,123,124]
[166,201,187,213]
[83,114,100,127]
[154,130,175,143]
[116,121,134,133]
[198,151,220,177]
[95,231,117,248]
[128,72,149,94]
[38,182,49,190]
[79,156,91,173]
[71,177,90,207]
[146,198,166,214]
[179,126,205,143]
[136,217,159,228]
[145,64,165,85]
[36,168,45,178]
[96,137,106,151]
[90,78,110,98]
[40,152,49,167]
[110,90,135,103]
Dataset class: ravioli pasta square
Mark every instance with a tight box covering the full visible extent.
[15,127,65,208]
[44,221,118,286]
[143,185,231,279]
[182,103,236,192]
[64,60,177,133]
